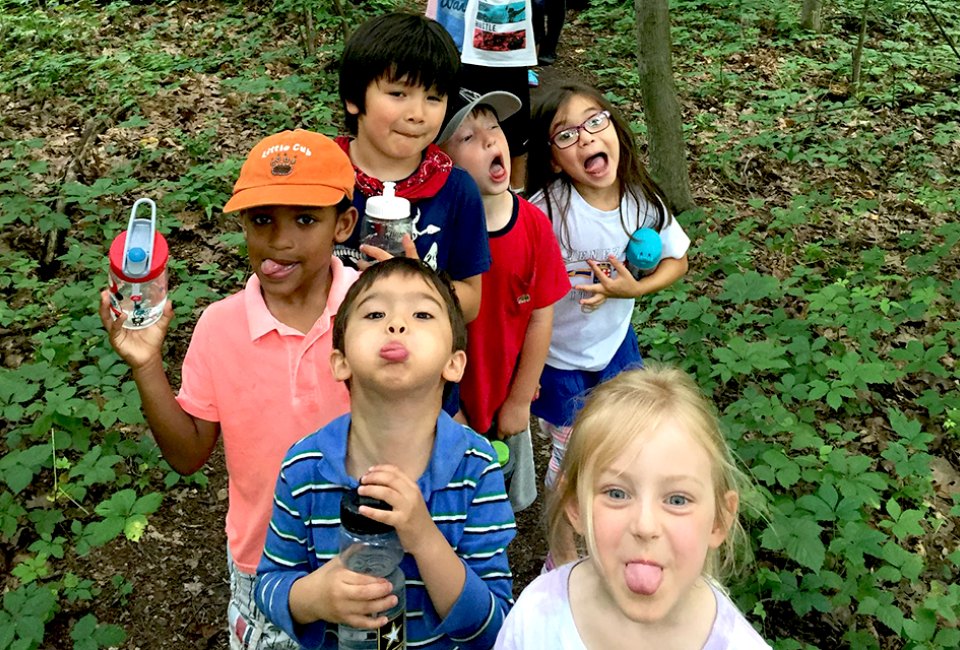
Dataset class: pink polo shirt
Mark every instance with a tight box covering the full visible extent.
[176,257,358,574]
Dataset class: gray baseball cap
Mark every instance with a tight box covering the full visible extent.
[436,88,522,145]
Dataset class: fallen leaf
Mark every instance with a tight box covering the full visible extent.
[930,457,960,497]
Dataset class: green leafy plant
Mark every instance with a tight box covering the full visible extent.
[1,0,957,646]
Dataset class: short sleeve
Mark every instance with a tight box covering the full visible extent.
[436,170,491,280]
[658,215,690,260]
[175,306,220,422]
[526,202,571,310]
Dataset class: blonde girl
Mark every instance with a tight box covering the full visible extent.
[527,82,690,563]
[495,366,770,649]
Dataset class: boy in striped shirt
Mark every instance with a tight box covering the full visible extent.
[255,258,516,649]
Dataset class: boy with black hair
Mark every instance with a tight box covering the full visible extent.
[335,11,489,324]
[100,130,360,649]
[255,258,516,650]
[438,89,570,513]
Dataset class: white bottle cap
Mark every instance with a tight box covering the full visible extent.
[365,182,410,221]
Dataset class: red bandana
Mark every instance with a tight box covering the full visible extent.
[335,136,453,201]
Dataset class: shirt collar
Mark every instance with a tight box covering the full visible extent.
[316,411,472,496]
[243,256,350,341]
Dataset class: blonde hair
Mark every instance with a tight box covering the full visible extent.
[546,364,751,582]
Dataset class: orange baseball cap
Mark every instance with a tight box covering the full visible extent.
[222,129,355,213]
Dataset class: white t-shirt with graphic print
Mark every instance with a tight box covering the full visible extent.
[529,183,690,372]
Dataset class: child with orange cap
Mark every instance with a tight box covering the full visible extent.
[100,130,360,649]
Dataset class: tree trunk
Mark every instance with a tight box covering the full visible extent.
[633,0,695,214]
[850,0,872,91]
[330,0,350,40]
[302,6,316,57]
[800,0,823,32]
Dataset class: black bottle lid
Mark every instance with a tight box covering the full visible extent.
[340,487,396,535]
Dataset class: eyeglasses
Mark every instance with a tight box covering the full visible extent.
[549,111,611,149]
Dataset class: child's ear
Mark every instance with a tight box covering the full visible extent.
[441,349,467,384]
[335,206,358,244]
[345,100,360,116]
[329,348,352,383]
[564,495,586,535]
[550,157,563,174]
[710,490,740,548]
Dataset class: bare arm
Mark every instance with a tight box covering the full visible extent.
[497,305,554,439]
[452,274,482,323]
[582,253,688,301]
[100,292,219,474]
[629,254,688,296]
[129,355,220,474]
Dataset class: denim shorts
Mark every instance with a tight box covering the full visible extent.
[531,328,643,427]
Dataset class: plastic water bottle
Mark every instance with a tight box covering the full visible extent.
[360,181,413,258]
[107,198,169,329]
[625,227,662,278]
[338,489,406,650]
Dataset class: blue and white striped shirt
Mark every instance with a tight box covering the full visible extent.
[255,412,517,649]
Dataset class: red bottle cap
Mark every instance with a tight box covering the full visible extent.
[109,230,168,283]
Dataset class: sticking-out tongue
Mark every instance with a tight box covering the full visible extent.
[490,160,506,177]
[625,563,663,596]
[380,343,409,362]
[261,259,295,278]
[585,154,607,175]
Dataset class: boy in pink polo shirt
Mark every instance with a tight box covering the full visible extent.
[99,130,359,649]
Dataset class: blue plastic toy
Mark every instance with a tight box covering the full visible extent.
[626,227,662,274]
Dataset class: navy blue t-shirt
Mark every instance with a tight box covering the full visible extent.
[335,167,491,281]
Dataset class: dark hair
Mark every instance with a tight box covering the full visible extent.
[339,12,461,135]
[333,257,467,354]
[527,82,670,251]
[335,196,353,214]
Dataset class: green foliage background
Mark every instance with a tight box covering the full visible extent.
[0,0,958,648]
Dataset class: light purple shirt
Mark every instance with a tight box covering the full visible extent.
[495,561,772,649]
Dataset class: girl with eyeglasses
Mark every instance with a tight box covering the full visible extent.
[526,82,691,569]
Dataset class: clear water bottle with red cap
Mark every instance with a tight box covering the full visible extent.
[107,198,169,329]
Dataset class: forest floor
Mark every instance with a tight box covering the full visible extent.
[4,1,958,649]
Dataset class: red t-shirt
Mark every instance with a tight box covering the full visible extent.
[460,195,570,433]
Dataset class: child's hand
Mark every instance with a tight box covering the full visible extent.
[358,465,432,552]
[497,397,531,440]
[357,235,419,270]
[99,290,172,369]
[581,256,639,300]
[577,290,607,312]
[289,556,397,628]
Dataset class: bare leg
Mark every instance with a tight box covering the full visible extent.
[541,419,580,567]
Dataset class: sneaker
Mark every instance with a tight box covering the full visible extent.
[528,69,539,87]
[538,52,557,66]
